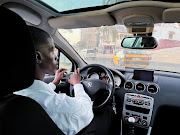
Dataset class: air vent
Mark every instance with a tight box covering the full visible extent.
[124,81,134,90]
[135,82,145,92]
[147,84,159,94]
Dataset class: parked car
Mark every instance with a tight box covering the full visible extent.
[80,49,96,59]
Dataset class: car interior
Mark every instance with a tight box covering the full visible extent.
[1,0,180,135]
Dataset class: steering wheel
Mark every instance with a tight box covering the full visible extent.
[80,64,115,109]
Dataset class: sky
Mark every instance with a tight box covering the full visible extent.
[40,0,104,12]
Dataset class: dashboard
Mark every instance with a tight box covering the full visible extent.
[114,68,180,135]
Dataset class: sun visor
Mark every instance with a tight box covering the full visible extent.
[163,8,180,23]
[48,13,115,29]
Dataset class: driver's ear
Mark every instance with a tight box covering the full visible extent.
[36,51,43,64]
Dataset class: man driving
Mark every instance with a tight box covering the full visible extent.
[14,26,94,135]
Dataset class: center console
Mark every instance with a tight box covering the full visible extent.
[123,93,154,128]
[121,70,155,135]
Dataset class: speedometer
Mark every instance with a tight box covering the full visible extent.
[88,72,99,79]
[114,75,121,87]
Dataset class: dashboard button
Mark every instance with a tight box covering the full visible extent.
[124,116,129,122]
[126,98,131,102]
[145,101,150,106]
[138,100,144,105]
[142,120,147,126]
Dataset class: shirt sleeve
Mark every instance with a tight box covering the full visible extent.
[47,83,94,135]
[48,82,56,91]
[70,83,94,133]
[74,83,93,103]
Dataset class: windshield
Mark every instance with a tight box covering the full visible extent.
[59,23,180,73]
[37,0,126,12]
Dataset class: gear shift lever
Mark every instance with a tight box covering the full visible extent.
[127,117,135,135]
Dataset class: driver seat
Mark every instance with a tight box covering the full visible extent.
[0,7,64,135]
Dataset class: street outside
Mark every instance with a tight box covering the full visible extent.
[59,23,180,73]
[84,47,180,73]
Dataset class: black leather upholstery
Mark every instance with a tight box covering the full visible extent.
[0,95,65,135]
[0,6,35,96]
[0,7,64,135]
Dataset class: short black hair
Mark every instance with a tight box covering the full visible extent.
[28,26,51,51]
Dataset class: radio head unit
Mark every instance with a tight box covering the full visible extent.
[123,93,154,128]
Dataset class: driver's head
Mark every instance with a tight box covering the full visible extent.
[29,26,58,78]
[141,37,151,47]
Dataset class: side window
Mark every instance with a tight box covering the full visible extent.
[59,52,72,73]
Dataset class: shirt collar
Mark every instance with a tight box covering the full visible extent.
[27,79,51,91]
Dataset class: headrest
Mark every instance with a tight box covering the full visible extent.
[0,7,35,97]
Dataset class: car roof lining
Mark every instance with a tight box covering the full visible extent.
[47,1,180,29]
[3,2,41,25]
[1,1,180,30]
[0,0,56,36]
[1,1,180,37]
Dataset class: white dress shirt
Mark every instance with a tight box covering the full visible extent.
[14,80,94,135]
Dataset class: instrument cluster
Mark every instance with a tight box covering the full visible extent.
[87,71,121,87]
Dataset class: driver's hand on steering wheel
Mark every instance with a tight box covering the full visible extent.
[52,68,67,85]
[68,68,81,85]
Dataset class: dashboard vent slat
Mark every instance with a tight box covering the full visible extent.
[135,82,145,92]
[147,84,159,94]
[124,81,134,90]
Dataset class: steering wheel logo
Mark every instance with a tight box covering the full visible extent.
[88,82,92,87]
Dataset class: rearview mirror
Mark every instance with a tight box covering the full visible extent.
[121,36,158,49]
